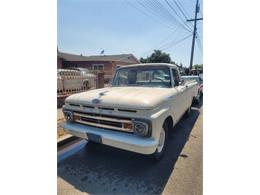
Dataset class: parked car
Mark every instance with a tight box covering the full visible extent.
[62,63,198,160]
[190,68,203,76]
[181,75,203,103]
[67,67,96,78]
[57,69,97,94]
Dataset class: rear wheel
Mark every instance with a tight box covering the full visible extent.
[152,122,169,161]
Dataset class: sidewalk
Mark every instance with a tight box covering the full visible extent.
[163,106,203,195]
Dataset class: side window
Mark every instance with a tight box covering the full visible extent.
[172,69,180,86]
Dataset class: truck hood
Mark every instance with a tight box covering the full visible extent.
[65,87,176,110]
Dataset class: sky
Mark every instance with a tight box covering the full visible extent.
[57,0,203,67]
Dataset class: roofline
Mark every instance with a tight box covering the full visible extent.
[129,54,140,63]
[57,51,139,63]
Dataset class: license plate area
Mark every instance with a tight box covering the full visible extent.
[86,133,102,143]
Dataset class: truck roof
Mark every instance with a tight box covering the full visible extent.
[118,63,178,69]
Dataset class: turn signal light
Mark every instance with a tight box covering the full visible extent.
[123,123,133,130]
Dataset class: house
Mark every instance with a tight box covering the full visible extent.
[57,51,140,80]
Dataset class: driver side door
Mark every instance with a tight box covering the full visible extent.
[171,68,187,121]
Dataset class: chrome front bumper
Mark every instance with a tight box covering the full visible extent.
[61,122,158,155]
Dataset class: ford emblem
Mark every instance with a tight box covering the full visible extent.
[92,98,101,104]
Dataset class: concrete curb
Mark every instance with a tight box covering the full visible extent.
[57,135,79,148]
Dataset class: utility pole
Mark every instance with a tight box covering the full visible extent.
[187,0,203,71]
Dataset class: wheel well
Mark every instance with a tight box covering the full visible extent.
[164,116,173,130]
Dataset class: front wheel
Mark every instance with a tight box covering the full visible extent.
[152,122,169,161]
[195,94,201,104]
[184,103,192,118]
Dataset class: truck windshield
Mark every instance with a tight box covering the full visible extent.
[112,66,172,88]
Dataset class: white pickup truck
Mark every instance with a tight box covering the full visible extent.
[62,63,198,160]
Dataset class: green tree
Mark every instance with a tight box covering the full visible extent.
[140,50,171,63]
[193,64,203,70]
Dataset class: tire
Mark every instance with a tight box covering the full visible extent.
[184,103,192,118]
[195,94,201,104]
[152,122,169,161]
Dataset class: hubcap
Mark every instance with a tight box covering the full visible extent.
[157,129,165,153]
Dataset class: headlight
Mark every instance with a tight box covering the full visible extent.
[133,120,151,137]
[63,110,73,122]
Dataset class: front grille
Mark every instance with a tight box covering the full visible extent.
[81,117,122,127]
[98,107,114,111]
[68,103,137,113]
[83,105,95,109]
[69,103,80,107]
[118,108,137,113]
[73,112,133,133]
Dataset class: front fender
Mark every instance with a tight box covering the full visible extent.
[149,106,174,140]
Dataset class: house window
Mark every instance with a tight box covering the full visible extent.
[92,64,104,71]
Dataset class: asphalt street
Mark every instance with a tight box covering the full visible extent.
[57,101,203,195]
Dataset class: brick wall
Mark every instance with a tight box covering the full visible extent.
[59,59,139,79]
[63,61,113,76]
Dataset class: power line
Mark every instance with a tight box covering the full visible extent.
[176,0,191,19]
[150,0,191,32]
[161,33,192,51]
[138,0,185,30]
[173,0,194,30]
[165,0,193,32]
[164,0,193,32]
[187,0,203,70]
[198,0,203,18]
[148,0,180,26]
[143,0,181,28]
[138,0,191,32]
[159,33,193,51]
[125,0,176,30]
[157,29,182,50]
[174,0,189,21]
[141,26,180,56]
[155,26,180,48]
[196,32,203,54]
[195,38,203,59]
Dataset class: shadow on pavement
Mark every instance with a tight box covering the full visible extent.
[58,106,201,194]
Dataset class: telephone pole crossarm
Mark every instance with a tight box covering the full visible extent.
[187,18,203,22]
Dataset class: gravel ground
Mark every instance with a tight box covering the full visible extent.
[57,108,67,139]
